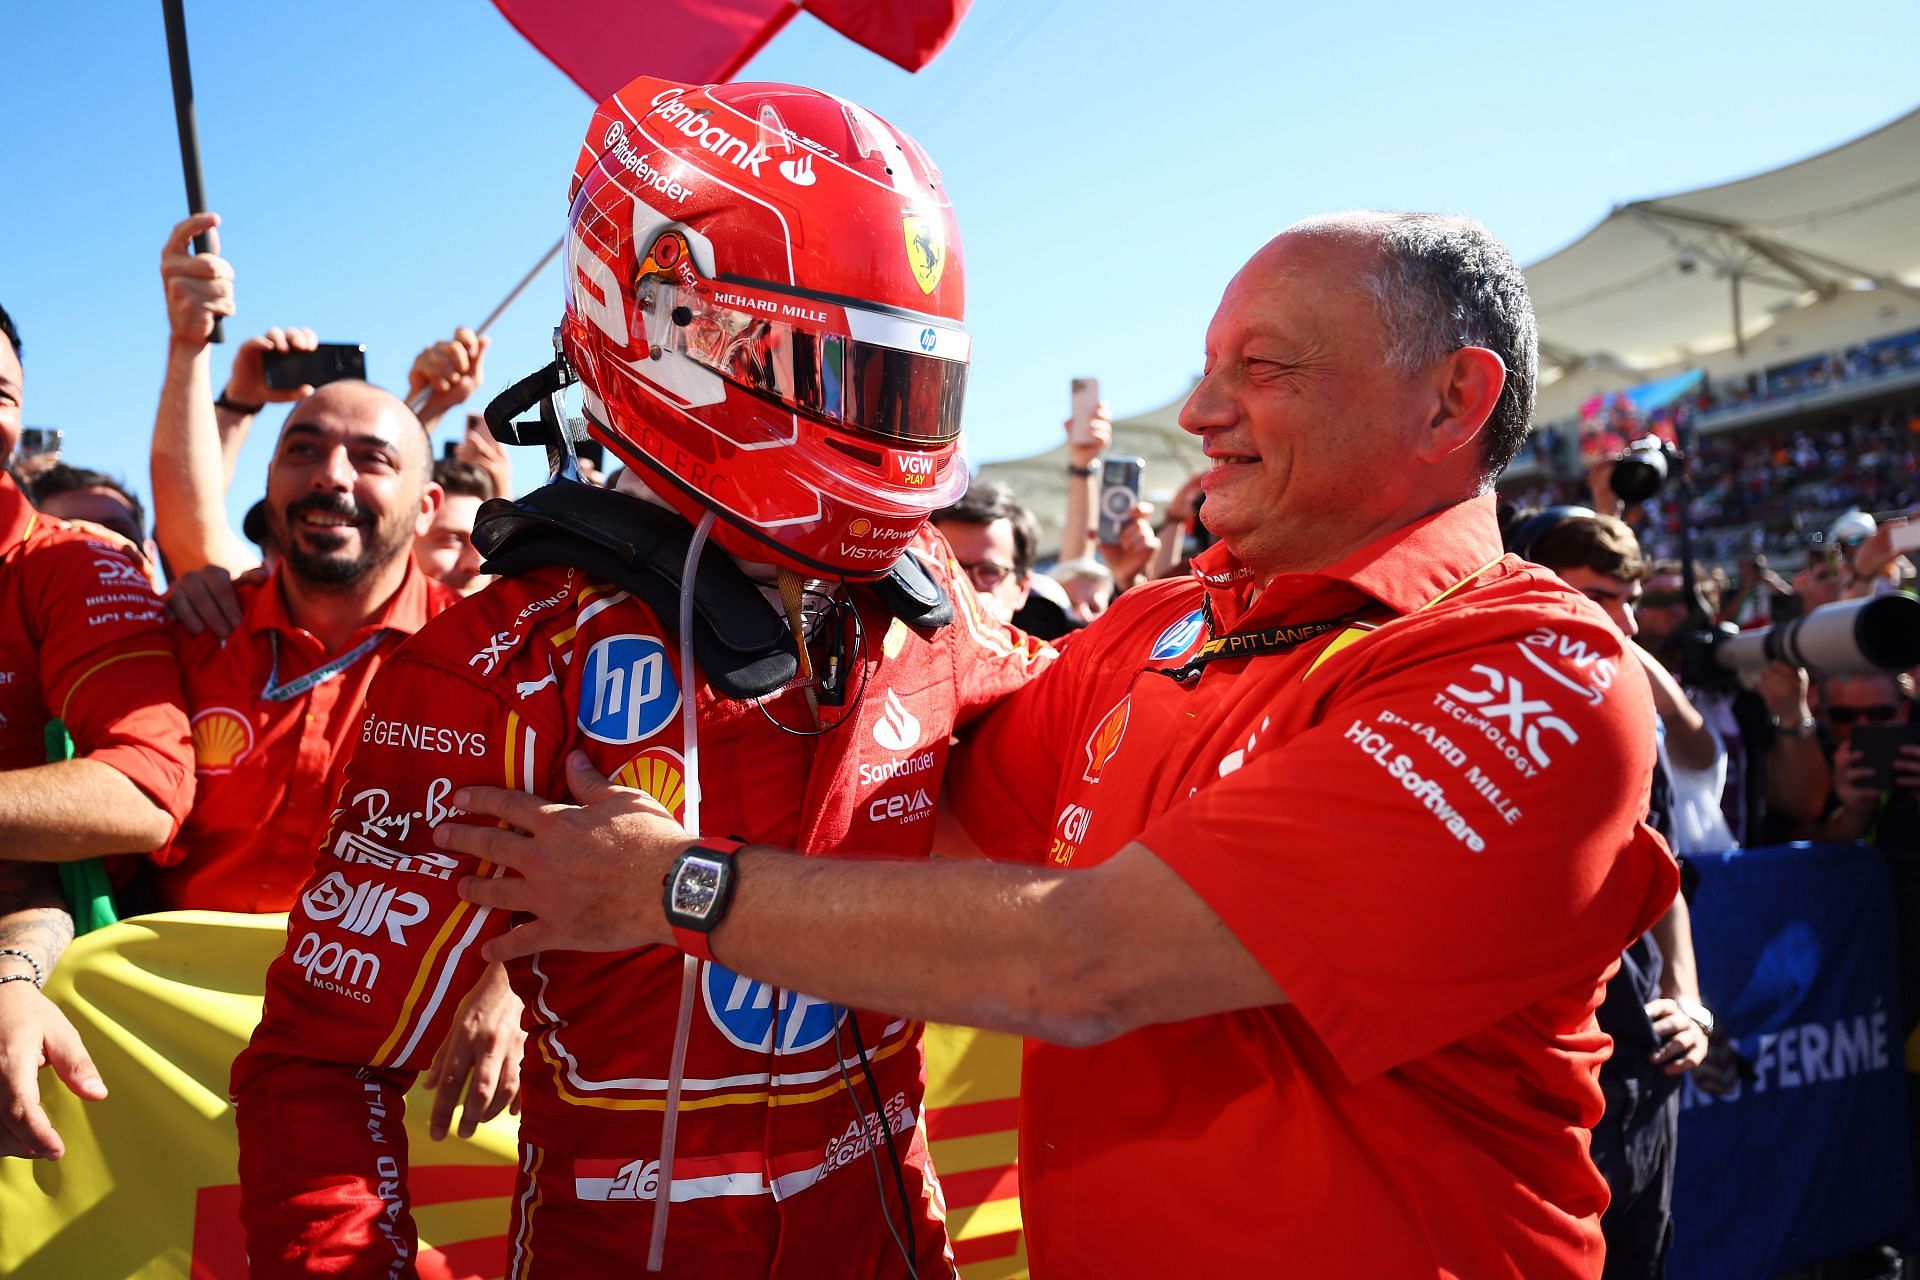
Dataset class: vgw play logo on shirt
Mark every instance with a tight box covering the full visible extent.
[578,634,681,744]
[702,961,846,1052]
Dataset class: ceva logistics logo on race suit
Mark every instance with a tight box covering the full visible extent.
[703,961,846,1053]
[1149,608,1206,661]
[577,634,681,744]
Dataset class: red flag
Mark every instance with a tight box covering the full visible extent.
[802,0,974,72]
[493,0,974,99]
[492,0,796,99]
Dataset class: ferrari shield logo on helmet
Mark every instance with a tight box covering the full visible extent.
[902,214,944,294]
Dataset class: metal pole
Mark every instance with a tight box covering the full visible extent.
[161,0,221,342]
[407,236,566,416]
[1730,270,1744,360]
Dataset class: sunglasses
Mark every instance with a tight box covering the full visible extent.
[1827,705,1903,726]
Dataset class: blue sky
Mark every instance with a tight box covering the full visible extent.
[3,0,1916,534]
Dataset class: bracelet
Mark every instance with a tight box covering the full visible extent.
[215,390,264,416]
[1067,463,1096,478]
[0,973,39,989]
[0,948,44,988]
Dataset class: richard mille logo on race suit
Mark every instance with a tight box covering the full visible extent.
[578,634,681,745]
[871,688,922,753]
[703,961,845,1053]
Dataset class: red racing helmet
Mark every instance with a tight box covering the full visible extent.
[560,77,970,580]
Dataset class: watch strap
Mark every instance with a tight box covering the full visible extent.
[215,390,265,416]
[666,838,746,961]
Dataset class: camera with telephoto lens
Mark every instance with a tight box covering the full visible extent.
[1610,436,1683,504]
[1679,592,1920,691]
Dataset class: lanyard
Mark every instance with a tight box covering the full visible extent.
[1152,556,1508,685]
[1153,601,1375,684]
[260,630,387,703]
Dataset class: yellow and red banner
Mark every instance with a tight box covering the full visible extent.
[0,913,1024,1277]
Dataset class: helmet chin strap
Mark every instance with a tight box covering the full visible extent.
[777,568,822,730]
[649,508,718,1272]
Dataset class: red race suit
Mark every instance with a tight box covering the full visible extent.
[233,529,1049,1278]
[950,494,1681,1278]
[0,471,193,844]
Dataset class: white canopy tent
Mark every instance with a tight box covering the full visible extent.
[1528,105,1920,390]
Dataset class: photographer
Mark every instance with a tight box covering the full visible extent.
[1810,672,1918,849]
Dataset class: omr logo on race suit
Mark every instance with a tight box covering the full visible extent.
[702,961,845,1053]
[1149,609,1206,661]
[871,688,922,753]
[1440,663,1579,770]
[300,871,430,944]
[578,634,681,744]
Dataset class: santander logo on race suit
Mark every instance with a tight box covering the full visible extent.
[872,688,921,753]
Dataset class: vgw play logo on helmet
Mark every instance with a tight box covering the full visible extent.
[703,961,845,1052]
[578,634,682,745]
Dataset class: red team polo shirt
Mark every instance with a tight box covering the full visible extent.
[0,471,194,836]
[951,494,1678,1278]
[153,561,457,912]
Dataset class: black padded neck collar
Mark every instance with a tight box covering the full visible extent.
[472,483,950,699]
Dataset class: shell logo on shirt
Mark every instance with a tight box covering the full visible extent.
[190,707,254,776]
[1081,695,1131,783]
[611,747,688,822]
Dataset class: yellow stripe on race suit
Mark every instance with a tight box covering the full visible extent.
[512,1143,544,1280]
[373,711,524,1066]
[60,648,173,720]
[536,1024,919,1112]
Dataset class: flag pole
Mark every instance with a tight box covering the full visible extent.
[406,235,565,415]
[161,0,221,343]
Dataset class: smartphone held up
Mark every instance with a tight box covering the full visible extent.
[1068,377,1100,447]
[262,342,366,391]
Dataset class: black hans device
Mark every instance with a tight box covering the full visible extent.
[262,343,368,390]
[1097,455,1145,544]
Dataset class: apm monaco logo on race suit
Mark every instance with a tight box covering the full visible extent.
[1150,608,1206,661]
[703,961,845,1053]
[578,634,682,744]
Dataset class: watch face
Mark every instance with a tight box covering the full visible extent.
[671,856,727,922]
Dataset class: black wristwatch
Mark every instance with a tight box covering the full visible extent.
[662,838,745,961]
[215,390,264,416]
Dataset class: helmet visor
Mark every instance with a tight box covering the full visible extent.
[636,273,968,445]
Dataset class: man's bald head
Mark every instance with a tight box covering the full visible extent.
[266,379,440,592]
[280,379,429,469]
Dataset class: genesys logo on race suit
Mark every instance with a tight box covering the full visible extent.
[1149,608,1206,662]
[871,687,922,753]
[292,931,380,1002]
[1435,662,1579,773]
[300,871,430,944]
[703,961,844,1053]
[578,634,681,745]
[360,717,487,758]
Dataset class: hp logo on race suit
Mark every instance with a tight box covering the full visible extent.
[1149,609,1206,661]
[702,961,845,1053]
[578,634,682,744]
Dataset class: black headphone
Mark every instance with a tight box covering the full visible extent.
[1501,505,1598,561]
